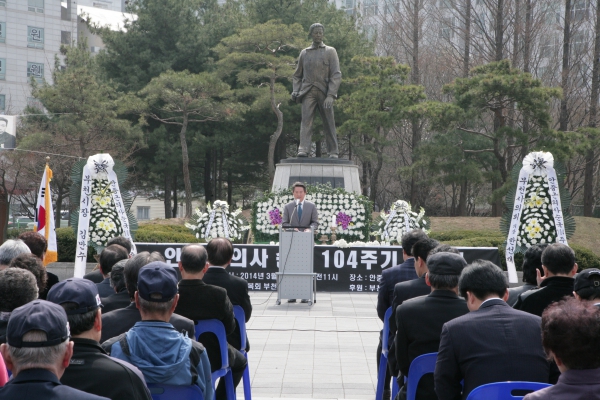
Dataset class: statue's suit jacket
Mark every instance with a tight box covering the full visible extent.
[282,200,319,230]
[292,43,341,101]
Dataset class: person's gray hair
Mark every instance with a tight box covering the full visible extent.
[0,240,30,266]
[138,296,175,315]
[0,268,38,312]
[110,260,127,292]
[7,330,69,370]
[309,23,324,36]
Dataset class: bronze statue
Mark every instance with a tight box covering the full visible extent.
[291,23,342,158]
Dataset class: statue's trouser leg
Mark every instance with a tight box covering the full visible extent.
[317,95,338,156]
[298,88,320,155]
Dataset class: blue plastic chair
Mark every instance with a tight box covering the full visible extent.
[195,319,236,400]
[147,383,204,400]
[233,306,252,400]
[466,382,551,400]
[406,352,438,400]
[376,307,399,400]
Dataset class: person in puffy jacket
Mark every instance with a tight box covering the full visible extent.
[104,262,213,400]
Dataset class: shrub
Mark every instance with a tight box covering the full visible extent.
[56,227,97,262]
[435,230,600,271]
[135,224,203,244]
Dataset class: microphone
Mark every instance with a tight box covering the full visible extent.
[289,199,299,228]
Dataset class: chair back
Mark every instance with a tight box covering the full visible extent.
[381,306,393,357]
[232,306,247,351]
[0,354,8,387]
[466,381,551,400]
[195,319,230,370]
[406,352,438,400]
[147,383,204,400]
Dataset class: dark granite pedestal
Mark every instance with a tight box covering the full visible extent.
[272,157,361,193]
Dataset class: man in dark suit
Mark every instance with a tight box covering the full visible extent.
[175,244,247,400]
[435,260,554,400]
[388,242,456,377]
[202,238,252,352]
[100,261,130,313]
[514,243,577,316]
[281,181,319,303]
[96,245,129,298]
[507,244,546,306]
[376,229,428,399]
[395,252,469,400]
[85,236,133,284]
[101,252,195,343]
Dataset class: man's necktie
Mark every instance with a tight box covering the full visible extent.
[298,203,303,222]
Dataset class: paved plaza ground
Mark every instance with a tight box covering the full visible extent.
[244,292,382,400]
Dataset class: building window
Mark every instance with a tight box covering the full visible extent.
[540,37,557,59]
[0,1,5,7]
[0,22,5,43]
[61,31,71,45]
[364,0,378,16]
[27,27,44,49]
[27,62,44,83]
[572,30,587,54]
[137,206,150,220]
[28,0,44,13]
[0,58,5,80]
[571,0,589,22]
[440,0,454,9]
[92,2,109,8]
[90,46,102,53]
[0,95,4,111]
[441,17,455,39]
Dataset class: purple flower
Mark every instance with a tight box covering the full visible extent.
[336,212,352,230]
[268,208,283,226]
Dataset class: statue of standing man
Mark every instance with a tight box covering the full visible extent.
[291,23,342,158]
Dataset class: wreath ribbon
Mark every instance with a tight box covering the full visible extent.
[74,154,136,278]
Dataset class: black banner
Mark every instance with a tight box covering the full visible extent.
[135,243,500,293]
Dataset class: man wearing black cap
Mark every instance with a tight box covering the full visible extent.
[0,300,108,399]
[434,260,555,400]
[573,268,600,301]
[104,262,214,400]
[47,278,152,400]
[394,252,469,400]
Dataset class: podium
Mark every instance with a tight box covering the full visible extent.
[276,227,317,305]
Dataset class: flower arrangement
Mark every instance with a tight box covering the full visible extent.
[252,184,373,243]
[333,239,386,248]
[186,200,249,242]
[89,180,123,247]
[501,151,575,253]
[372,200,430,245]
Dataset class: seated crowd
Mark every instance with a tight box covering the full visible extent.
[379,232,600,400]
[0,228,598,400]
[0,234,252,400]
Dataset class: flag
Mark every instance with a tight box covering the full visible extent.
[35,165,58,265]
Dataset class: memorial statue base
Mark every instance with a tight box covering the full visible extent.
[272,157,361,194]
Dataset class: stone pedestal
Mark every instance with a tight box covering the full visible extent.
[272,158,362,194]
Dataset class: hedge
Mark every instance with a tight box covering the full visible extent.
[135,224,203,244]
[433,229,600,271]
[56,227,97,262]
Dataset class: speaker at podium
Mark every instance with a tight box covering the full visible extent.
[276,226,317,305]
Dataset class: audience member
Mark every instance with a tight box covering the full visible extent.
[0,300,108,399]
[507,244,547,306]
[376,229,428,399]
[395,252,469,400]
[523,298,600,400]
[101,251,195,342]
[573,268,600,301]
[388,238,440,377]
[434,260,554,400]
[0,268,39,344]
[101,260,130,313]
[96,244,129,297]
[104,263,213,400]
[203,238,252,352]
[84,237,133,284]
[10,253,47,297]
[175,244,247,400]
[0,239,30,270]
[47,278,152,399]
[18,231,60,299]
[514,243,577,316]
